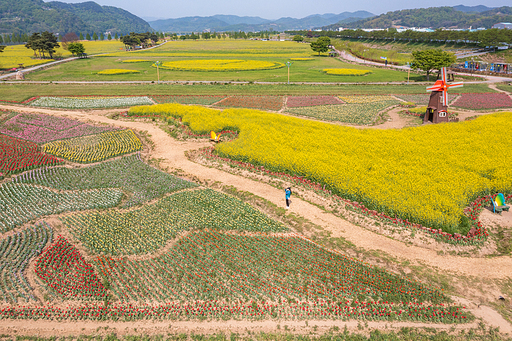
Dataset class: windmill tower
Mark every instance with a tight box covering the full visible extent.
[424,67,463,124]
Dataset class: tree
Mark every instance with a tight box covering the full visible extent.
[292,35,303,42]
[0,45,5,53]
[79,33,84,40]
[61,32,79,50]
[114,33,118,40]
[310,36,330,55]
[478,28,503,52]
[86,33,91,40]
[25,31,60,59]
[107,33,112,41]
[68,42,85,56]
[92,32,98,41]
[100,33,104,41]
[411,49,456,81]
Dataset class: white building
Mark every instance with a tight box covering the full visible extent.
[492,22,512,29]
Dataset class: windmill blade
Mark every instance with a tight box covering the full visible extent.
[441,67,447,82]
[447,82,464,89]
[442,90,448,106]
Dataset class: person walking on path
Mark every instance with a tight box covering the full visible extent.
[285,187,292,209]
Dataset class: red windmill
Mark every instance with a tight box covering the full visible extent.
[424,67,463,124]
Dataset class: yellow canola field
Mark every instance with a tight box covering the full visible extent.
[0,41,125,69]
[97,69,140,75]
[156,59,284,72]
[129,104,512,233]
[323,69,371,76]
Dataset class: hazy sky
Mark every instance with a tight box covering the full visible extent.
[44,0,511,20]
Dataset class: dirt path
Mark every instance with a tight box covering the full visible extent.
[1,104,512,334]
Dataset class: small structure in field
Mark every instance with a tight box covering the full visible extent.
[424,67,463,124]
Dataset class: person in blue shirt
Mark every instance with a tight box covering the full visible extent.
[285,187,292,209]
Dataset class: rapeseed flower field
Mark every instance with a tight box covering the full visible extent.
[129,103,512,233]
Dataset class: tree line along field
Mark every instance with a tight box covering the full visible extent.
[0,108,476,324]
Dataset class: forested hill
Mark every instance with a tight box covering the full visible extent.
[0,0,151,35]
[323,6,512,29]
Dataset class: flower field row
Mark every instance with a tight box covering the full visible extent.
[29,96,154,109]
[35,236,107,300]
[88,230,467,322]
[323,69,371,76]
[451,93,512,110]
[286,96,344,108]
[338,95,397,104]
[0,222,52,303]
[0,134,63,176]
[0,183,123,233]
[215,96,284,111]
[14,153,197,207]
[286,101,398,125]
[0,112,118,144]
[42,129,143,163]
[155,59,285,72]
[0,300,469,322]
[151,95,226,105]
[128,104,512,233]
[62,188,287,256]
[290,58,315,61]
[97,69,141,75]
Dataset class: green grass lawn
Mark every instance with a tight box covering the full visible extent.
[0,83,495,103]
[24,55,414,83]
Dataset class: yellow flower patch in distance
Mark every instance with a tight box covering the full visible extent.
[97,69,140,75]
[323,69,371,76]
[290,58,315,61]
[128,103,512,233]
[156,59,285,72]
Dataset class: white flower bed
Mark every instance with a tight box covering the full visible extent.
[29,96,154,109]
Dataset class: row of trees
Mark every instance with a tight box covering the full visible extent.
[120,32,159,50]
[287,28,512,49]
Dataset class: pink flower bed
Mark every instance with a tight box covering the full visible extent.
[451,93,512,110]
[286,96,344,108]
[0,113,118,144]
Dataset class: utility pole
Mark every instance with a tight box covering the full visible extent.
[286,61,292,84]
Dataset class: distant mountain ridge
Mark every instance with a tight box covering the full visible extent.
[149,11,375,33]
[0,0,151,35]
[322,5,512,30]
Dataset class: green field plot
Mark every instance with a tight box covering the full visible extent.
[63,188,287,256]
[0,222,52,303]
[14,154,197,207]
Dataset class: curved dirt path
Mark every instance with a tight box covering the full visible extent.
[2,104,511,281]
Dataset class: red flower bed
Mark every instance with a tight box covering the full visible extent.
[451,93,512,110]
[35,236,107,300]
[0,134,63,175]
[215,96,284,111]
[286,96,344,108]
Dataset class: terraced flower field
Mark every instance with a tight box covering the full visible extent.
[29,96,154,109]
[14,154,196,207]
[0,134,63,176]
[0,222,52,303]
[89,230,466,322]
[0,183,123,233]
[62,188,287,256]
[151,95,225,105]
[451,93,512,110]
[0,112,118,144]
[215,96,284,111]
[42,129,143,163]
